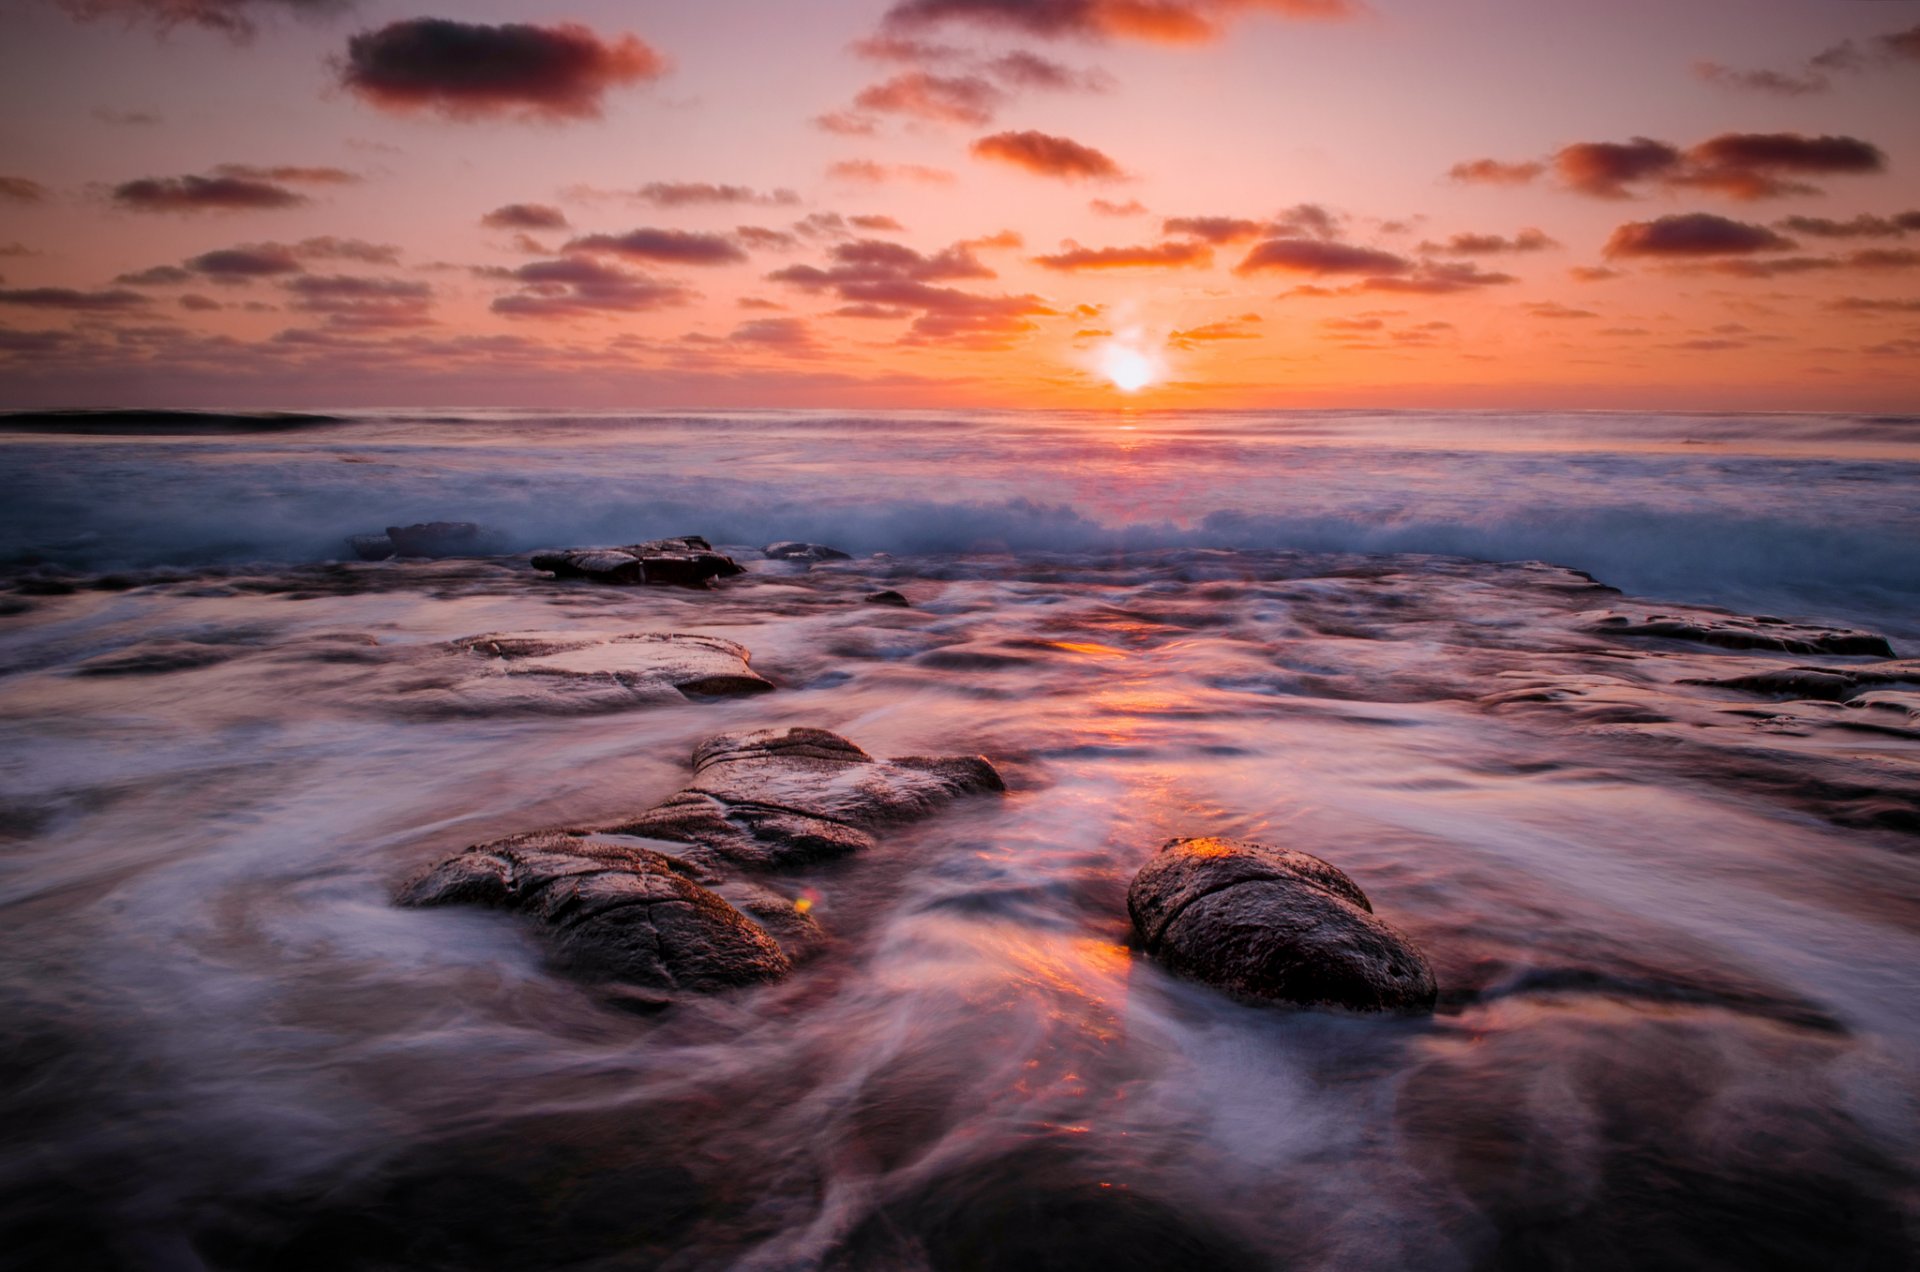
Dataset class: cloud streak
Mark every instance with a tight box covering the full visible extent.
[971,130,1122,180]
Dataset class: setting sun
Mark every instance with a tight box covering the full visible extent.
[1100,345,1157,393]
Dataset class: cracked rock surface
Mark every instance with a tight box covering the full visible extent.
[398,727,1005,994]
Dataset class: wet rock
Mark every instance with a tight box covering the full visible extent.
[865,589,911,608]
[1687,660,1920,704]
[605,726,1005,870]
[764,541,851,563]
[1587,608,1894,657]
[398,831,789,992]
[530,535,744,588]
[349,521,500,561]
[387,632,771,717]
[398,728,1002,993]
[1128,837,1436,1012]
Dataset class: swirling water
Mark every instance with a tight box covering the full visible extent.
[0,410,1916,1270]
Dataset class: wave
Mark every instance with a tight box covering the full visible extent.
[0,410,348,435]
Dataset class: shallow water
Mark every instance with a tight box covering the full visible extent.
[1,412,1917,1270]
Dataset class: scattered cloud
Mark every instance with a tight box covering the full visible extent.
[54,0,347,41]
[492,257,695,318]
[186,244,306,277]
[854,71,1006,126]
[0,177,49,204]
[880,0,1360,45]
[1569,265,1624,282]
[850,214,905,231]
[1032,240,1212,270]
[971,130,1122,180]
[1167,313,1261,348]
[213,163,359,185]
[632,182,799,207]
[1234,239,1409,275]
[1776,211,1920,239]
[1091,198,1147,216]
[111,172,307,212]
[1164,215,1266,243]
[1827,296,1920,314]
[1604,213,1795,258]
[286,273,434,328]
[1419,228,1558,255]
[1693,61,1827,97]
[1447,158,1544,186]
[1527,302,1597,319]
[1694,23,1920,96]
[482,203,570,231]
[339,19,667,122]
[0,286,148,310]
[564,228,749,266]
[828,160,956,184]
[767,236,1047,348]
[985,51,1111,91]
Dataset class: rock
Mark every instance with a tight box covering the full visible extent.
[1128,837,1436,1013]
[1687,660,1920,704]
[604,726,1005,870]
[397,727,1004,994]
[764,541,851,562]
[349,521,499,561]
[385,632,772,717]
[531,536,744,588]
[1587,608,1894,657]
[398,832,789,993]
[864,590,911,608]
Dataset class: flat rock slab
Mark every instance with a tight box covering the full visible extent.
[398,832,789,994]
[398,727,1004,994]
[384,632,771,718]
[530,536,744,588]
[606,727,1006,870]
[1586,608,1894,657]
[1129,837,1437,1013]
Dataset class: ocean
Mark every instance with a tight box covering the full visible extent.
[1,409,1916,1269]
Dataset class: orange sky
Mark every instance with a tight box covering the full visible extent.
[0,0,1916,410]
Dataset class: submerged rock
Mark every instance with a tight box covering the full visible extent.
[398,727,1004,993]
[349,521,500,561]
[865,589,911,608]
[530,536,744,588]
[1587,608,1894,657]
[398,832,789,993]
[764,541,851,563]
[387,632,772,717]
[606,726,1005,870]
[1128,837,1436,1012]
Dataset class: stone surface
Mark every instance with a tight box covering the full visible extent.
[764,541,851,562]
[372,632,772,718]
[398,832,789,992]
[1687,660,1920,704]
[397,727,1004,993]
[530,536,744,588]
[1128,837,1437,1012]
[864,589,911,608]
[349,521,500,561]
[1586,608,1894,657]
[605,726,1006,870]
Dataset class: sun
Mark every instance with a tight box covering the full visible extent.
[1100,345,1156,393]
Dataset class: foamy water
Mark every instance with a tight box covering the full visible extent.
[1,411,1916,1269]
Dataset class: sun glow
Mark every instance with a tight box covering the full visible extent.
[1099,344,1157,393]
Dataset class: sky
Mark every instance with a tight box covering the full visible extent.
[0,0,1916,411]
